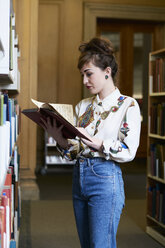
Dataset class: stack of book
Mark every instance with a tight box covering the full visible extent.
[0,146,21,248]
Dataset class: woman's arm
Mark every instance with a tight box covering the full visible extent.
[102,100,141,162]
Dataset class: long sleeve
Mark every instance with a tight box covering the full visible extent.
[56,100,84,160]
[102,100,141,163]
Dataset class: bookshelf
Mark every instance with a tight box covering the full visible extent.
[42,132,75,174]
[0,0,20,91]
[0,0,21,247]
[146,48,165,246]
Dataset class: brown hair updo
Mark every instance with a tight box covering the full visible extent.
[78,37,118,81]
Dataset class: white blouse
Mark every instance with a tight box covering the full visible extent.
[60,88,141,163]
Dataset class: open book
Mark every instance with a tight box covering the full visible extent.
[22,99,91,141]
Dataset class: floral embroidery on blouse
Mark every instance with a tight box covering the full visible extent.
[120,100,135,137]
[78,98,95,128]
[94,95,127,135]
[110,100,135,154]
[110,142,128,154]
[78,95,127,136]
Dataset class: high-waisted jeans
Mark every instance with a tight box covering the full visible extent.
[72,157,125,248]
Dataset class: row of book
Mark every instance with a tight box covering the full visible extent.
[0,146,21,248]
[147,183,165,225]
[149,102,165,136]
[0,92,20,205]
[149,58,165,93]
[149,143,165,179]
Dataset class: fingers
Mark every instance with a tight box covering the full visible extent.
[40,118,47,130]
[40,117,47,126]
[40,116,64,135]
[58,124,64,132]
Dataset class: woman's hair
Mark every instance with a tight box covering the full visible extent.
[78,37,118,81]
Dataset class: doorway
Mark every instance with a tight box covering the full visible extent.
[97,18,165,157]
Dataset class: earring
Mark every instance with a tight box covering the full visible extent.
[105,75,108,80]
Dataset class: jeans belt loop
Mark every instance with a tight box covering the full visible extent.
[87,158,90,167]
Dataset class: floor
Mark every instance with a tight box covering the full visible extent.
[19,158,164,248]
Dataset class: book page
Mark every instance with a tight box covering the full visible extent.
[50,104,74,125]
[31,99,74,125]
[31,99,44,108]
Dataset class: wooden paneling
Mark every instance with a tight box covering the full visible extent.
[38,2,60,103]
[14,0,39,199]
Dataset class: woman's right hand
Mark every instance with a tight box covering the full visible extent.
[40,117,68,149]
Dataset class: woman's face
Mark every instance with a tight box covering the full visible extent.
[80,61,109,97]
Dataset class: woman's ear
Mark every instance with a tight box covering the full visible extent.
[105,67,112,77]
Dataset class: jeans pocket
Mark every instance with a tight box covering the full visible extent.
[91,162,115,178]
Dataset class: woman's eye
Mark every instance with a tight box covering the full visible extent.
[87,73,92,77]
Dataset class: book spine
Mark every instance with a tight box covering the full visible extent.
[0,147,20,246]
[150,143,165,179]
[150,102,165,136]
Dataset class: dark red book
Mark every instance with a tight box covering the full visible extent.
[22,99,91,141]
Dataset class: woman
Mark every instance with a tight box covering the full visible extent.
[41,37,141,248]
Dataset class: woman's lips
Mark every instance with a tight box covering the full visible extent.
[86,86,92,89]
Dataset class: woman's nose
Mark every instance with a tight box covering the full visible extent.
[83,75,88,85]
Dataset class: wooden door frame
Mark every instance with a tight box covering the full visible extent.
[84,3,165,44]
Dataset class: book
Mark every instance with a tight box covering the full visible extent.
[22,99,91,141]
[0,206,5,248]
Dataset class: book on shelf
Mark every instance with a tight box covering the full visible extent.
[147,183,165,224]
[149,102,165,136]
[22,99,92,141]
[149,143,165,179]
[150,57,165,93]
[0,146,20,247]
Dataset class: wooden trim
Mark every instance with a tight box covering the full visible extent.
[146,226,165,246]
[84,3,165,40]
[39,0,63,4]
[148,174,165,184]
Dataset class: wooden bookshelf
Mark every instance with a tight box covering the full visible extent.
[0,0,21,247]
[149,133,165,140]
[146,48,165,247]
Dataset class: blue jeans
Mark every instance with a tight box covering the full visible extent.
[72,157,125,248]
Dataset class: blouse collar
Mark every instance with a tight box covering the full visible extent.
[94,88,121,110]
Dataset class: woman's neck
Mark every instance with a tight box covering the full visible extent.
[98,84,116,100]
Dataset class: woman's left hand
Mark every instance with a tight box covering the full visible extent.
[76,127,103,151]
